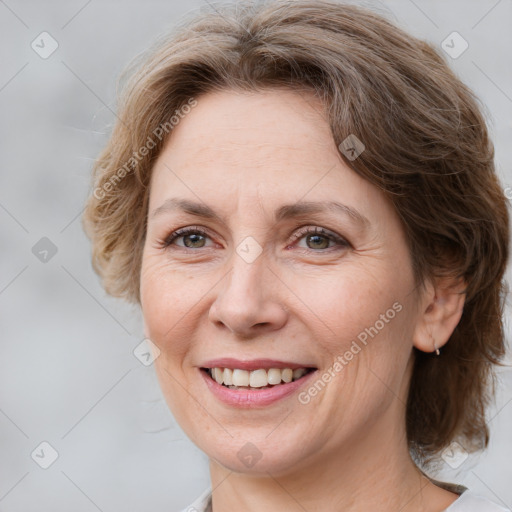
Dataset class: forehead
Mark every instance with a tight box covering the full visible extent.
[147,88,389,225]
[168,87,332,152]
[151,89,361,190]
[159,89,334,172]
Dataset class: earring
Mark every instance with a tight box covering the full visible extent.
[429,330,440,355]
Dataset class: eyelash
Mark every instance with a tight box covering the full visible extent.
[160,225,351,252]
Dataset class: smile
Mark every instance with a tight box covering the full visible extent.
[199,363,318,408]
[204,367,314,389]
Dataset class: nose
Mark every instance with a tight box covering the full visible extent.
[208,253,288,338]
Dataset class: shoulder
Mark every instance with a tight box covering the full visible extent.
[178,487,212,512]
[446,490,511,512]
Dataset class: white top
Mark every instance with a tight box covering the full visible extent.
[179,486,511,512]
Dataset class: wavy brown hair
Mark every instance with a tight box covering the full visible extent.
[82,0,510,468]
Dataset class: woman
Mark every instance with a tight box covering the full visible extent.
[82,1,511,510]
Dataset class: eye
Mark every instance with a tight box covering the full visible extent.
[288,226,351,252]
[160,225,350,252]
[161,226,214,249]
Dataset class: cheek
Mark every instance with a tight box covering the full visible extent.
[140,252,228,368]
[140,255,196,355]
[308,268,408,348]
[307,266,417,412]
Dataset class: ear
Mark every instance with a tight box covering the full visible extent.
[413,275,467,354]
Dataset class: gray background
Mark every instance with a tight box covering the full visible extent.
[0,0,511,511]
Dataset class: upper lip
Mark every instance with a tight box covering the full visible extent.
[200,358,316,371]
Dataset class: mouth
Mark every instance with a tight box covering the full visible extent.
[198,358,319,407]
[201,366,316,390]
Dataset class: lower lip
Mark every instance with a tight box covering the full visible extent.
[200,368,317,408]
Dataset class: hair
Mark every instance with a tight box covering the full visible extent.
[82,0,510,469]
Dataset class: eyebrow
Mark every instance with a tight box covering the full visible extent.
[150,198,369,228]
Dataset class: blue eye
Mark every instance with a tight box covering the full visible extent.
[161,225,351,252]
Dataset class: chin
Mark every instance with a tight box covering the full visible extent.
[192,428,314,476]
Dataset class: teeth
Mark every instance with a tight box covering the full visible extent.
[223,368,233,386]
[208,367,311,388]
[293,368,307,380]
[267,368,282,385]
[281,369,293,383]
[232,369,249,386]
[213,367,223,385]
[249,369,268,388]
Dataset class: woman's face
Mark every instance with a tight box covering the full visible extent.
[140,88,425,475]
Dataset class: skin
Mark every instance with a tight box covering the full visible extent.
[139,88,466,512]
